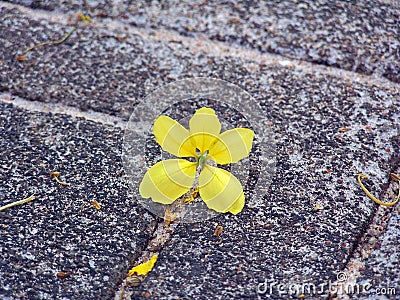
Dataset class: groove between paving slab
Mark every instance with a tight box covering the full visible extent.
[2,2,399,91]
[330,164,400,300]
[0,90,182,298]
[0,92,127,128]
[3,3,400,298]
[330,206,400,300]
[116,221,180,300]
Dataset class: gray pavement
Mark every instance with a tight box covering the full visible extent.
[0,1,399,300]
[5,0,400,83]
[0,102,155,299]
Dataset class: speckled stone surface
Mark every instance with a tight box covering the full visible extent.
[0,6,255,120]
[0,2,399,300]
[0,6,156,120]
[4,0,400,83]
[131,75,399,299]
[0,102,155,299]
[355,203,400,300]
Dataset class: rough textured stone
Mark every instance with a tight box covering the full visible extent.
[0,6,256,120]
[130,72,399,299]
[0,2,399,300]
[355,202,400,300]
[0,102,155,299]
[4,0,400,82]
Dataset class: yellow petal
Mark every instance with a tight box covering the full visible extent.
[209,128,254,164]
[127,254,158,276]
[153,115,196,157]
[189,107,221,153]
[139,159,197,204]
[225,192,245,215]
[198,165,245,214]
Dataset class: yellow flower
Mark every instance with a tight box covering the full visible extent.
[139,107,254,215]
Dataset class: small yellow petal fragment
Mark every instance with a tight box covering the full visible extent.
[183,195,195,204]
[183,187,199,204]
[127,254,158,276]
[77,12,91,22]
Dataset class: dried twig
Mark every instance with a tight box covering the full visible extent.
[0,194,36,212]
[22,28,77,55]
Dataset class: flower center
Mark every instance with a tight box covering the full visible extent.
[196,148,209,170]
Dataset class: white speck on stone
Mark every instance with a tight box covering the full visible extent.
[89,260,95,268]
[279,60,292,66]
[29,228,38,235]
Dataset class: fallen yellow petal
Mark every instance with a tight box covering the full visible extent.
[127,254,158,276]
[77,12,91,23]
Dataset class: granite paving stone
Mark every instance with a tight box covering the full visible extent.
[0,6,257,120]
[355,201,400,299]
[0,102,155,299]
[0,2,399,300]
[4,0,400,82]
[130,73,399,299]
